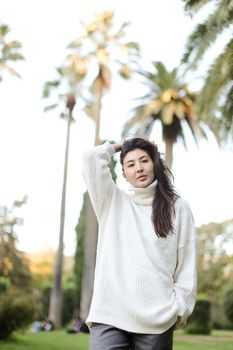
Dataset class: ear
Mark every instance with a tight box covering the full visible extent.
[122,170,128,181]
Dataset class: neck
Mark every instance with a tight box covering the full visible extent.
[128,180,158,205]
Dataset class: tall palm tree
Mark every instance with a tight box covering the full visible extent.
[67,11,140,145]
[42,66,86,326]
[182,0,233,141]
[66,11,140,320]
[122,61,201,168]
[0,21,24,81]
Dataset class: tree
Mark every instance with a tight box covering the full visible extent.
[0,197,35,340]
[182,0,233,142]
[66,11,140,145]
[0,21,24,81]
[0,196,32,290]
[42,65,85,327]
[73,192,87,318]
[197,219,233,304]
[223,283,233,325]
[122,61,202,168]
[66,11,140,320]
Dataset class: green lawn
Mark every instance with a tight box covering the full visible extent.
[0,330,233,350]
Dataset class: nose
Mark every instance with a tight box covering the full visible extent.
[136,163,143,173]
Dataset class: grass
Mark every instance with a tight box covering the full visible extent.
[0,331,89,350]
[0,330,233,350]
[174,330,233,350]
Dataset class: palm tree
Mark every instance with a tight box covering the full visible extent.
[66,11,140,320]
[122,61,201,168]
[42,65,86,326]
[67,11,140,145]
[181,0,233,141]
[0,21,24,81]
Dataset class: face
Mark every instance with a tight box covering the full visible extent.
[122,148,155,188]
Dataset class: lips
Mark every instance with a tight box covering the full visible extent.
[137,175,147,180]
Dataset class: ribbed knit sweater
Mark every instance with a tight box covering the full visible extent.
[83,141,197,334]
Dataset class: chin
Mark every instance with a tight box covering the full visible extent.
[136,180,152,188]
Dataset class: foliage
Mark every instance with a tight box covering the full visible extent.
[74,192,87,317]
[0,288,35,340]
[122,61,202,167]
[0,276,11,294]
[223,283,233,324]
[66,11,140,123]
[34,285,76,326]
[0,21,24,81]
[185,298,211,334]
[182,0,233,142]
[197,219,233,304]
[0,198,36,339]
[62,287,76,326]
[42,68,79,121]
[0,197,32,291]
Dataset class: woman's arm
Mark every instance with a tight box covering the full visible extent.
[82,141,120,220]
[173,202,198,325]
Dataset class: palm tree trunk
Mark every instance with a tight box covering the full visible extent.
[80,78,103,321]
[165,139,173,169]
[49,113,72,327]
[94,80,102,146]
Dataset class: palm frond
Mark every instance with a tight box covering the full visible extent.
[44,103,58,112]
[3,40,22,50]
[42,80,61,98]
[185,116,202,146]
[0,63,21,78]
[152,61,179,90]
[222,82,233,134]
[122,106,147,136]
[198,38,233,117]
[182,1,233,66]
[182,0,212,13]
[0,23,10,36]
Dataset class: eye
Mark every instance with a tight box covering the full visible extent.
[128,164,134,167]
[142,159,148,163]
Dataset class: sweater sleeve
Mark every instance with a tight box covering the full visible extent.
[82,141,116,220]
[173,200,198,325]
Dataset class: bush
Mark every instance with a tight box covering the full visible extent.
[62,287,76,326]
[34,286,76,326]
[35,286,51,321]
[185,299,211,334]
[0,288,35,340]
[0,276,11,294]
[223,284,233,324]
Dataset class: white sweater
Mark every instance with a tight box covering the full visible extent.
[83,141,197,334]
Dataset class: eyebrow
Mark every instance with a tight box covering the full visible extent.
[125,155,149,164]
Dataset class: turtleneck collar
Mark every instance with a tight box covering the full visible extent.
[127,179,157,206]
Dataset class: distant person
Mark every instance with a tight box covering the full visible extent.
[41,318,54,332]
[67,319,89,334]
[83,138,197,350]
[31,320,42,332]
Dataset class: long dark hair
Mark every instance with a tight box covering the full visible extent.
[120,137,179,237]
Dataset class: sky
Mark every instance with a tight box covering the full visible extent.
[1,0,233,256]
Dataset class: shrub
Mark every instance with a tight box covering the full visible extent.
[62,287,76,326]
[223,284,233,324]
[0,276,11,294]
[0,288,35,340]
[34,286,76,326]
[185,298,211,334]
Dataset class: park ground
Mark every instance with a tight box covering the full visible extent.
[1,330,233,350]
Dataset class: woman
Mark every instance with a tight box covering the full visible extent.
[83,138,197,350]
